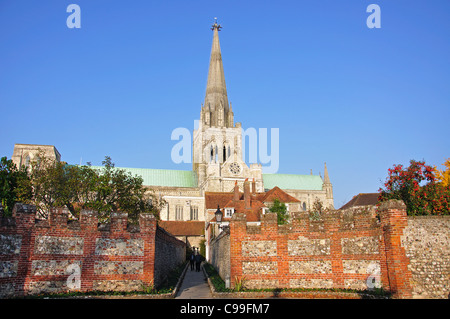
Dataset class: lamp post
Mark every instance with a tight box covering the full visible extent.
[215,205,223,234]
[215,205,223,223]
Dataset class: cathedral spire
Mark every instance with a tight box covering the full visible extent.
[323,162,334,209]
[323,162,331,184]
[203,18,230,127]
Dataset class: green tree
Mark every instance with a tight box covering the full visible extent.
[88,156,162,223]
[269,198,288,225]
[27,153,76,218]
[0,156,32,216]
[64,163,99,216]
[24,154,162,222]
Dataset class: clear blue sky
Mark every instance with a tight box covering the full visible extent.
[1,0,449,208]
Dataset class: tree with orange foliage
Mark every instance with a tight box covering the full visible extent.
[434,158,450,187]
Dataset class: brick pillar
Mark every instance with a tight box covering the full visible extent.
[12,203,36,296]
[49,207,69,229]
[229,212,246,289]
[379,200,413,299]
[139,213,157,288]
[12,203,36,228]
[261,212,277,235]
[79,210,98,292]
[110,212,128,232]
[324,212,344,289]
[139,213,156,233]
[291,212,309,231]
[80,210,98,231]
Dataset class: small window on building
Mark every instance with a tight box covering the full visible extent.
[302,202,307,211]
[190,206,198,220]
[175,205,183,220]
[224,208,234,218]
[25,155,31,169]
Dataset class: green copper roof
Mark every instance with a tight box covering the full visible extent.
[90,166,198,188]
[262,174,323,191]
[88,166,321,190]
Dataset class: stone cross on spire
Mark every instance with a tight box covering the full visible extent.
[211,17,222,31]
[202,18,233,128]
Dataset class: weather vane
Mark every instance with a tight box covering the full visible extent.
[211,17,222,31]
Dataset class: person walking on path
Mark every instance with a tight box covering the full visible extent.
[189,252,195,271]
[195,253,203,272]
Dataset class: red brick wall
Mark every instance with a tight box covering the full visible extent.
[378,200,413,298]
[228,200,413,298]
[0,204,185,297]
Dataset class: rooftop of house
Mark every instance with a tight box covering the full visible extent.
[339,193,379,210]
[158,220,205,237]
[208,179,298,223]
[205,186,300,211]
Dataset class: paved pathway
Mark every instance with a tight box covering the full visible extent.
[175,263,212,299]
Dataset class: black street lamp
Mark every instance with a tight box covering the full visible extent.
[215,205,223,224]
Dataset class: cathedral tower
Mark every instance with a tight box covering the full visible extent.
[193,20,261,193]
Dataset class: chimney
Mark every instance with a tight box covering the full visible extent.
[252,178,256,196]
[244,178,251,209]
[233,180,240,202]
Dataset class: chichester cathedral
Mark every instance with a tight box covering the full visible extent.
[11,21,334,244]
